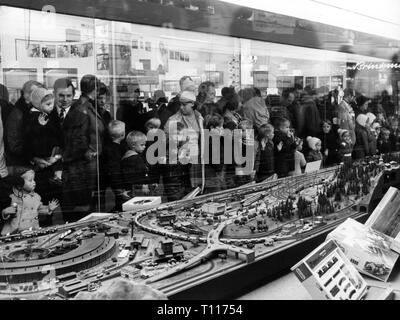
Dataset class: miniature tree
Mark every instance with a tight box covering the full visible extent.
[250,226,256,233]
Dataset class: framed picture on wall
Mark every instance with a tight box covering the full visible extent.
[43,68,78,89]
[40,44,56,58]
[97,54,110,71]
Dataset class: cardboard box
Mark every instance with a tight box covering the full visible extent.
[327,218,399,282]
[291,239,367,300]
[365,186,400,253]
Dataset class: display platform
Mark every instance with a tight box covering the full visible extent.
[1,154,400,300]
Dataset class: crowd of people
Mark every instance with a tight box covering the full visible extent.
[0,74,397,234]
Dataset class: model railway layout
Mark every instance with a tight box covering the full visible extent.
[1,154,400,299]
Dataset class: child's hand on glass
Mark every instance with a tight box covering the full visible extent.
[277,141,283,151]
[38,113,49,126]
[48,199,60,212]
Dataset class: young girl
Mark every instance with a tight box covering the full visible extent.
[338,129,353,164]
[1,168,59,235]
[289,137,307,176]
[306,136,323,162]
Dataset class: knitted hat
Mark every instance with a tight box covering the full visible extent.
[31,87,53,109]
[179,91,196,103]
[306,136,321,151]
[356,114,369,127]
[338,128,349,139]
[366,112,376,124]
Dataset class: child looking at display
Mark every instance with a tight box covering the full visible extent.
[318,120,340,166]
[256,123,275,182]
[306,136,323,162]
[338,129,353,164]
[289,137,307,176]
[103,120,128,212]
[377,127,392,154]
[121,131,158,197]
[1,168,59,235]
[273,117,297,178]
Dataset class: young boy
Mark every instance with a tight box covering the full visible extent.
[256,123,275,182]
[25,87,62,226]
[273,117,297,178]
[306,136,323,162]
[1,168,59,235]
[338,129,353,164]
[102,120,128,211]
[377,127,392,154]
[121,131,157,197]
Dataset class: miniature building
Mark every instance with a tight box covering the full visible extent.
[158,213,177,226]
[201,203,225,216]
[131,234,145,249]
[155,239,185,261]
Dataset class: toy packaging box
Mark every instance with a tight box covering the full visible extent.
[327,218,399,282]
[365,186,400,253]
[291,239,368,300]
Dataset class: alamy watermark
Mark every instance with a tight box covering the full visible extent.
[145,125,255,174]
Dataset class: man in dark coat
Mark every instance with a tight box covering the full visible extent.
[56,76,105,222]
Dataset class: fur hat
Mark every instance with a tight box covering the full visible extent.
[338,128,349,139]
[306,136,321,151]
[31,87,53,109]
[356,114,369,127]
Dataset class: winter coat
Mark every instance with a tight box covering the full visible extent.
[1,189,50,235]
[24,110,62,162]
[302,96,321,138]
[273,130,296,178]
[353,124,370,159]
[318,129,340,166]
[4,96,31,166]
